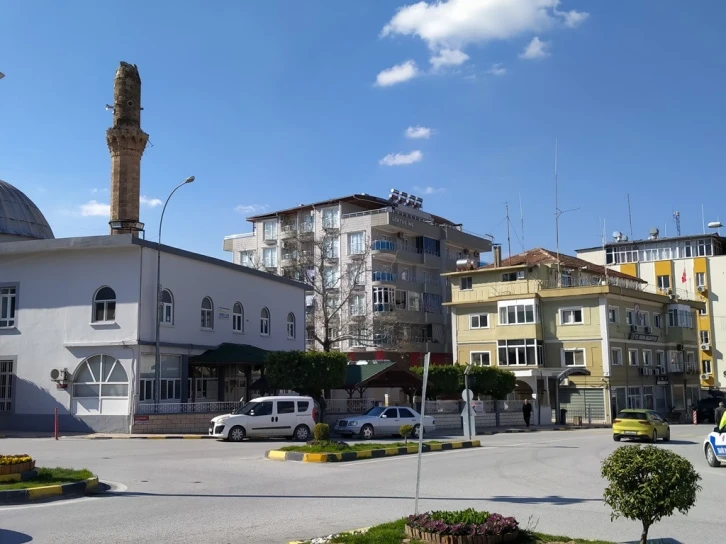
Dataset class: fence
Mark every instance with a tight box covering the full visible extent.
[136,401,240,415]
[553,405,608,426]
[325,398,379,414]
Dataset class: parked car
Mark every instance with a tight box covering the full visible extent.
[694,395,725,424]
[612,409,670,442]
[209,396,319,442]
[334,406,435,440]
[704,426,726,467]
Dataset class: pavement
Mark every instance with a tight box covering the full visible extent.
[1,425,723,544]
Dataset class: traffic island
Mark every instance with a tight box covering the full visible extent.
[266,440,481,463]
[0,462,102,504]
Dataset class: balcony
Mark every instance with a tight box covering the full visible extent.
[322,220,339,232]
[281,252,297,266]
[371,271,396,285]
[685,362,699,375]
[298,224,314,238]
[371,240,396,255]
[372,302,395,313]
[281,225,298,238]
[669,362,684,374]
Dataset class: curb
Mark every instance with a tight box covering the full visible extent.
[553,425,611,431]
[0,476,99,504]
[266,440,481,463]
[0,469,38,483]
[85,435,217,440]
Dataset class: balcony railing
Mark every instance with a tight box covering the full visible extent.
[372,271,396,282]
[669,362,684,373]
[371,240,396,252]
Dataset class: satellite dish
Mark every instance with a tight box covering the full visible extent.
[708,221,723,229]
[612,231,622,240]
[621,235,629,241]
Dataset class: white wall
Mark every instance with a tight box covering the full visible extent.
[708,257,726,388]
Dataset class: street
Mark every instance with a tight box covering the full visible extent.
[1,426,724,544]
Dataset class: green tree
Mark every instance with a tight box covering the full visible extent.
[399,424,414,444]
[601,445,702,544]
[411,364,516,399]
[265,351,347,416]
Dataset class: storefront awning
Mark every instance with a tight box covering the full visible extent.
[189,343,271,365]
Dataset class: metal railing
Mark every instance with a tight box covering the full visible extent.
[372,271,396,282]
[325,399,379,413]
[137,401,241,415]
[371,240,396,251]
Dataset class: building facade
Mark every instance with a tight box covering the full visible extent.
[224,191,492,364]
[445,247,704,424]
[577,232,726,391]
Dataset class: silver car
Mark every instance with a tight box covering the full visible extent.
[334,406,436,440]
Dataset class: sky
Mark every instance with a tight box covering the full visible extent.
[1,1,725,262]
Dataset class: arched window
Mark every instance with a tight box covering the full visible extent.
[233,302,244,332]
[287,312,296,339]
[260,307,270,336]
[201,297,214,329]
[160,289,174,325]
[93,286,116,322]
[72,354,129,415]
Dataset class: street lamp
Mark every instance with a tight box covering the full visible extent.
[155,176,195,406]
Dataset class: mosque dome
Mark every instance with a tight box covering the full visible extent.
[0,179,55,241]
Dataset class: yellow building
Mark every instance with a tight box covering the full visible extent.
[577,233,726,391]
[444,247,705,424]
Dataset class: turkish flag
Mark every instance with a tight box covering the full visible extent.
[682,269,687,283]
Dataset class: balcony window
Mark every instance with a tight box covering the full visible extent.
[697,239,712,256]
[497,339,543,366]
[350,294,366,316]
[372,287,394,312]
[263,220,277,241]
[348,232,365,255]
[657,275,671,292]
[502,271,525,282]
[422,293,442,314]
[408,291,421,312]
[395,289,408,310]
[263,247,277,268]
[322,207,339,229]
[498,301,537,325]
[668,308,693,328]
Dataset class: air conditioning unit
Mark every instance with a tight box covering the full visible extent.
[700,373,710,380]
[630,325,638,332]
[676,344,684,351]
[49,368,68,382]
[644,326,652,334]
[697,285,706,293]
[701,343,711,351]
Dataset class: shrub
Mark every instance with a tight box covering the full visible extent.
[407,509,518,537]
[0,455,33,466]
[399,424,414,444]
[601,445,702,544]
[313,423,330,441]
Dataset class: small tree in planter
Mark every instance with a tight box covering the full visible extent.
[313,423,330,442]
[399,424,414,445]
[601,445,701,544]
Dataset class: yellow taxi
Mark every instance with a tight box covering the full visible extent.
[612,409,671,442]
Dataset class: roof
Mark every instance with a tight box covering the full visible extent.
[189,343,272,365]
[0,180,55,240]
[576,233,726,253]
[342,361,423,390]
[480,247,644,283]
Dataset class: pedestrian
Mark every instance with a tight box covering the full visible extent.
[523,399,533,428]
[715,402,725,427]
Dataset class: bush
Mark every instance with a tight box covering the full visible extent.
[407,509,518,537]
[313,423,330,441]
[601,445,702,544]
[0,455,33,466]
[399,424,414,444]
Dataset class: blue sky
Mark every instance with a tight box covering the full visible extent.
[1,1,725,261]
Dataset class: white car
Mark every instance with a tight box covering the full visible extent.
[334,406,436,440]
[209,395,319,442]
[704,427,726,467]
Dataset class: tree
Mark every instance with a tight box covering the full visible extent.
[264,350,347,416]
[601,445,702,544]
[411,365,516,399]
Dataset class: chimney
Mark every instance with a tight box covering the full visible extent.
[493,244,502,268]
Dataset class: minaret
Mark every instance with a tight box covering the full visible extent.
[106,61,149,236]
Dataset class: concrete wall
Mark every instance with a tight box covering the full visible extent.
[132,412,223,434]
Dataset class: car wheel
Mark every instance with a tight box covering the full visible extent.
[663,428,671,442]
[228,426,245,442]
[651,430,658,443]
[613,435,621,442]
[413,424,421,439]
[706,444,721,467]
[361,424,374,440]
[293,425,311,442]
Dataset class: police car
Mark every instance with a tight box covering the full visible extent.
[704,429,726,467]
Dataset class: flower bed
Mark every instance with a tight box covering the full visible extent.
[406,509,519,544]
[0,455,35,475]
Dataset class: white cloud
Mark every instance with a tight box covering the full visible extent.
[519,36,549,60]
[405,126,433,139]
[559,9,589,28]
[375,60,419,87]
[80,200,110,217]
[235,204,269,215]
[430,48,469,69]
[413,185,445,195]
[379,150,423,166]
[140,195,163,208]
[487,63,508,76]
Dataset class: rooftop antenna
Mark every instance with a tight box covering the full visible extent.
[505,202,512,260]
[554,139,579,286]
[702,204,706,234]
[673,211,681,237]
[627,194,634,240]
[602,218,609,283]
[519,192,525,251]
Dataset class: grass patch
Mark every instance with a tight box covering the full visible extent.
[0,467,93,490]
[280,441,442,453]
[316,519,615,544]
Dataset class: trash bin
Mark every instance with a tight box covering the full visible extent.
[559,408,568,425]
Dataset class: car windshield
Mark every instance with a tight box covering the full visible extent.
[616,411,647,420]
[364,406,386,417]
[233,401,262,415]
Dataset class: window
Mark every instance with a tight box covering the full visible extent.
[383,408,398,418]
[608,307,619,324]
[562,349,586,367]
[347,263,364,286]
[262,247,277,268]
[233,302,244,332]
[668,308,693,328]
[287,312,296,339]
[502,270,525,282]
[0,287,17,328]
[326,294,340,312]
[399,408,415,418]
[72,355,129,410]
[643,386,655,410]
[628,349,639,366]
[0,360,13,412]
[470,314,489,329]
[348,324,368,348]
[297,401,310,413]
[422,293,442,314]
[656,351,665,371]
[653,313,662,328]
[611,348,622,366]
[323,266,340,289]
[498,301,537,325]
[322,207,339,229]
[703,360,712,375]
[697,238,712,256]
[260,307,270,336]
[627,386,642,409]
[239,251,255,267]
[263,220,277,240]
[408,291,421,312]
[278,401,295,414]
[471,352,491,366]
[93,286,116,322]
[247,401,273,416]
[696,272,706,288]
[684,241,692,257]
[160,289,174,325]
[372,287,394,312]
[699,306,708,316]
[350,294,366,316]
[324,237,340,259]
[395,289,408,310]
[626,309,634,326]
[498,339,543,366]
[348,232,365,255]
[201,297,214,329]
[642,350,652,366]
[639,312,650,328]
[399,266,410,281]
[699,330,710,345]
[657,275,671,291]
[460,277,473,290]
[560,308,583,325]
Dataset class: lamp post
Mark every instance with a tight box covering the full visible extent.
[155,176,195,406]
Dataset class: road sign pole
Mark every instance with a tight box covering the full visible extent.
[414,352,431,516]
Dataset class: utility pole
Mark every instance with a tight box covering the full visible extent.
[553,139,579,287]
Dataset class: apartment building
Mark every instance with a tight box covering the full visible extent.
[223,190,493,364]
[444,246,705,424]
[577,231,726,391]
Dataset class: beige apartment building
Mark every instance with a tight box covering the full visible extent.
[445,247,705,424]
[223,191,492,364]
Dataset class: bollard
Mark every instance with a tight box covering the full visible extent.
[54,407,59,440]
[692,409,697,425]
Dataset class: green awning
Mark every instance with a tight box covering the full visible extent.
[343,362,423,390]
[189,343,271,365]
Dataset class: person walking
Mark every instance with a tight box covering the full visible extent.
[715,402,725,427]
[522,399,533,428]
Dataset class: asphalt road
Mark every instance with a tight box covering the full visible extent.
[1,426,723,544]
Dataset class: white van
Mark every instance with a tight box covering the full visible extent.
[209,396,319,442]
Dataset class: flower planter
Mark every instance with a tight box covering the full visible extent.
[404,525,519,544]
[0,460,35,475]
